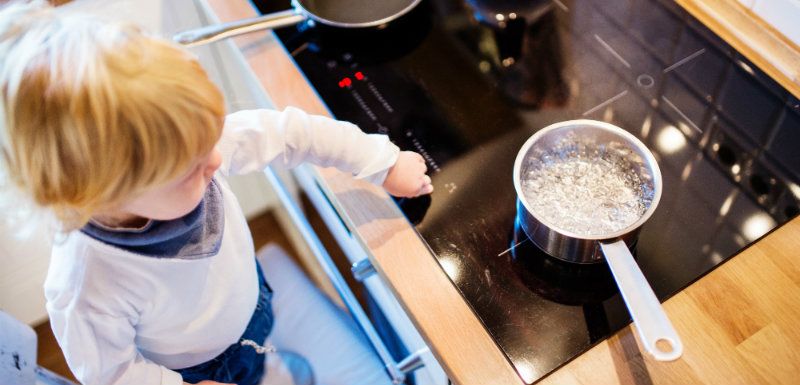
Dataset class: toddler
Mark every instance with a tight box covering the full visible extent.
[0,1,433,385]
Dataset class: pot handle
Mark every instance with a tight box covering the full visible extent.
[173,9,307,47]
[600,240,683,361]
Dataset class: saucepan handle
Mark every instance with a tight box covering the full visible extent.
[173,9,307,47]
[600,240,683,361]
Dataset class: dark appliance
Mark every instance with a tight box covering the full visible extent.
[254,0,800,382]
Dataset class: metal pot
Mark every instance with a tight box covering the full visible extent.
[513,119,683,361]
[173,0,421,47]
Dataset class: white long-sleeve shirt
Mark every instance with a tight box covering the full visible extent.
[44,107,399,385]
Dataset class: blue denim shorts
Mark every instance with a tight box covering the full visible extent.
[177,261,274,385]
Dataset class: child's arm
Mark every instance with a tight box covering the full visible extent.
[216,107,433,198]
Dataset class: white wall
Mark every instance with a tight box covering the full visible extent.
[0,230,53,326]
[737,0,800,46]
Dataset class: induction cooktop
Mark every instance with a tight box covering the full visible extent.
[256,0,800,382]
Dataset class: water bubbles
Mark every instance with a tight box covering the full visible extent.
[520,137,654,236]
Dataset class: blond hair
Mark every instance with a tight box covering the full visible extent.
[0,1,225,232]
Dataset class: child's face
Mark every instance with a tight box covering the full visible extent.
[113,147,223,223]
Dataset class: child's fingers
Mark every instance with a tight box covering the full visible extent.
[416,175,433,196]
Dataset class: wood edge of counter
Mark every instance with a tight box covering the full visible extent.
[674,0,800,99]
[202,1,523,384]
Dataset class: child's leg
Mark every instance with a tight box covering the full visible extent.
[256,244,393,385]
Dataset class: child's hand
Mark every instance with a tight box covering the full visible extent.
[383,151,434,198]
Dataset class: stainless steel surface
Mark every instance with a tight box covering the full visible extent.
[173,0,420,46]
[351,258,377,281]
[513,120,681,361]
[173,9,305,47]
[515,200,623,263]
[292,165,447,385]
[396,348,427,375]
[263,167,406,384]
[513,119,662,263]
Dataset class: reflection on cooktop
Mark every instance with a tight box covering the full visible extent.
[507,218,620,306]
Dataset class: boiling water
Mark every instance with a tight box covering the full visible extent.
[520,139,654,236]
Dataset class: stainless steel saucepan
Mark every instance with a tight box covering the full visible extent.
[513,119,683,361]
[173,0,421,47]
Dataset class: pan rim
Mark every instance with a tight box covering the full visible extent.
[296,0,423,28]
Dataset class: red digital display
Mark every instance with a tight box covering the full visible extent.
[338,72,366,88]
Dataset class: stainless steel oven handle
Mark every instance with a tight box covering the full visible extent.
[263,166,409,383]
[397,348,427,374]
[351,258,377,281]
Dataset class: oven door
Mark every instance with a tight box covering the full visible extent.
[266,164,449,385]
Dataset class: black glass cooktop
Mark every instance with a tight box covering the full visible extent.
[257,0,800,382]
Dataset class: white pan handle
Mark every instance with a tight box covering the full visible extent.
[600,240,683,361]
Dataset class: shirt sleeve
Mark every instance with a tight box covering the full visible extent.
[46,284,183,385]
[216,107,400,185]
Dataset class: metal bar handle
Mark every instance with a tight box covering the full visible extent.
[351,258,377,281]
[173,9,306,47]
[397,348,427,375]
[600,240,683,361]
[263,167,407,383]
[291,166,436,381]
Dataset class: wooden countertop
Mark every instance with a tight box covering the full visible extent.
[204,0,800,384]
